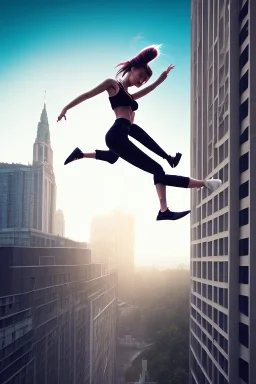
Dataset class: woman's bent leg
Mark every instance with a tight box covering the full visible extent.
[95,150,119,164]
[105,124,191,220]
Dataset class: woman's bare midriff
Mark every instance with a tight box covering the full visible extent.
[113,106,135,124]
[107,81,135,124]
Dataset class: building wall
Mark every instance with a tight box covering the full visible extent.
[0,165,34,229]
[0,247,117,384]
[54,210,65,237]
[32,165,56,234]
[0,164,56,235]
[0,228,88,248]
[190,1,255,383]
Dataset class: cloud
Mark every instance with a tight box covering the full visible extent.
[130,33,145,48]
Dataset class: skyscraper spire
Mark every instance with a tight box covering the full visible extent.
[35,103,50,144]
[33,102,54,174]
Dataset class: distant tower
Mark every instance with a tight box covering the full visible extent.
[33,103,53,174]
[54,209,65,237]
[32,102,56,233]
[0,99,56,235]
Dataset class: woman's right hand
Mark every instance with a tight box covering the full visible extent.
[57,109,67,122]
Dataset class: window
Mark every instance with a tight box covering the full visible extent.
[240,70,248,95]
[208,304,212,320]
[219,288,224,306]
[223,164,228,183]
[208,261,212,280]
[239,208,249,226]
[219,313,228,332]
[207,338,212,353]
[239,238,249,256]
[239,20,249,46]
[214,286,218,303]
[214,219,218,235]
[239,1,249,24]
[224,288,228,309]
[208,222,213,237]
[219,370,228,383]
[219,311,225,331]
[214,263,218,281]
[219,262,225,282]
[219,238,224,256]
[208,285,212,301]
[219,215,224,232]
[240,127,249,145]
[239,152,249,173]
[239,266,249,284]
[239,358,249,383]
[214,308,218,324]
[214,239,218,255]
[239,295,249,316]
[214,195,218,211]
[239,181,249,199]
[202,301,207,315]
[239,322,249,348]
[224,214,228,231]
[224,188,229,207]
[239,98,249,122]
[202,262,207,279]
[224,236,229,256]
[202,283,206,298]
[239,45,249,71]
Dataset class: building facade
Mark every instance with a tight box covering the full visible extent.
[0,227,87,248]
[0,246,117,384]
[54,210,65,237]
[0,163,35,229]
[32,104,56,233]
[190,1,256,383]
[0,104,56,235]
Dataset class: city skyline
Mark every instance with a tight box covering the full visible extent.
[0,0,191,268]
[0,104,56,235]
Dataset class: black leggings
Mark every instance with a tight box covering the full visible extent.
[96,118,189,187]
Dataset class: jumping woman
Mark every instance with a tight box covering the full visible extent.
[57,45,222,221]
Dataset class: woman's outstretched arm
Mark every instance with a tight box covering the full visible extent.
[57,78,114,121]
[132,64,175,100]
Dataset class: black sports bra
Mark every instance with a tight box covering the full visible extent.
[109,81,138,112]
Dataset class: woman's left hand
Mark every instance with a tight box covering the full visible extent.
[159,64,175,82]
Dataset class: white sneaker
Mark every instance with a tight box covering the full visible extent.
[204,178,222,192]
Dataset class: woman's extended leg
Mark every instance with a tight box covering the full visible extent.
[129,123,181,168]
[106,122,222,221]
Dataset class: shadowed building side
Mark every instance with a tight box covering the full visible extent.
[190,0,256,383]
[0,246,118,384]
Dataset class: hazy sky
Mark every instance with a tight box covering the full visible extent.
[0,0,191,268]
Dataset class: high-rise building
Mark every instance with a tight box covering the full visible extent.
[0,104,56,235]
[54,209,65,237]
[90,210,135,303]
[0,245,117,384]
[32,104,56,233]
[0,163,35,229]
[190,1,256,383]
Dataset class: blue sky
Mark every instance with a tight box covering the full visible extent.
[0,0,191,268]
